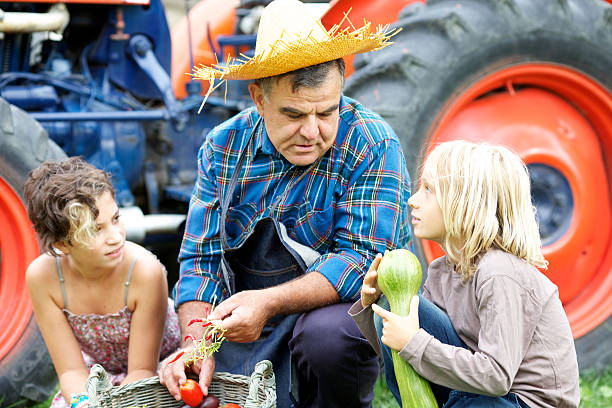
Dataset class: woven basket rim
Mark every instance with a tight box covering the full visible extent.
[86,360,276,408]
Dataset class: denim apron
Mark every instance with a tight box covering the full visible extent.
[214,118,320,408]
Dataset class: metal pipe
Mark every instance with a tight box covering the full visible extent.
[0,4,69,34]
[144,214,187,235]
[31,110,168,122]
[119,206,185,244]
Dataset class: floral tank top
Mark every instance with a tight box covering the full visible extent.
[50,255,180,408]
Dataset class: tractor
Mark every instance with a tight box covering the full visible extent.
[0,0,611,404]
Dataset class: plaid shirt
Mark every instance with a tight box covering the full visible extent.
[174,96,411,306]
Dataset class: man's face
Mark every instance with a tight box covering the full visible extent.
[248,69,342,166]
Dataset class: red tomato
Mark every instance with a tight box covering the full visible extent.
[223,404,242,408]
[179,379,204,407]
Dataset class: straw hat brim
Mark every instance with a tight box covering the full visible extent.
[192,23,399,82]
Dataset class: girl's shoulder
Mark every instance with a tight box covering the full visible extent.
[26,253,59,283]
[475,249,556,297]
[25,253,64,307]
[122,242,167,304]
[478,249,535,276]
[122,241,166,278]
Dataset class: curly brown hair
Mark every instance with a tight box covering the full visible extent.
[23,157,115,254]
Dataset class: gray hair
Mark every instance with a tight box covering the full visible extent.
[255,58,345,100]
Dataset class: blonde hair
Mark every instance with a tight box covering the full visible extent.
[421,140,548,279]
[65,201,99,248]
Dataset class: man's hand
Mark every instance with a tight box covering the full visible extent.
[160,301,215,400]
[361,253,383,308]
[372,296,420,351]
[158,346,215,400]
[207,290,273,342]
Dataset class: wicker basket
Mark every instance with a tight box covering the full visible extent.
[86,360,276,408]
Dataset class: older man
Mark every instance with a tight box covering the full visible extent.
[159,1,411,406]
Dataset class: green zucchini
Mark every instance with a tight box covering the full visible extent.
[377,249,438,408]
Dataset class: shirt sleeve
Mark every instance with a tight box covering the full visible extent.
[348,301,383,357]
[309,136,412,301]
[173,138,225,307]
[399,275,540,396]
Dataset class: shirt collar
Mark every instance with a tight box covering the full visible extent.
[259,123,277,156]
[250,110,277,157]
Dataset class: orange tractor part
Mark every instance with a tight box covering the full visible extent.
[171,0,239,100]
[320,0,422,77]
[419,64,612,338]
[0,180,39,360]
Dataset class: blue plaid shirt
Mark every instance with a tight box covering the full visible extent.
[174,96,411,306]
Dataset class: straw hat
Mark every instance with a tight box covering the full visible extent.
[192,0,399,107]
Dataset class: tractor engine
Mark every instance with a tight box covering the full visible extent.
[0,0,229,212]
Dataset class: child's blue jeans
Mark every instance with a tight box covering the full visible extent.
[373,295,530,408]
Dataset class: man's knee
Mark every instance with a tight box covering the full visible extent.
[291,303,376,370]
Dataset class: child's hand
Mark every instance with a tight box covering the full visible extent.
[372,296,420,351]
[361,253,383,308]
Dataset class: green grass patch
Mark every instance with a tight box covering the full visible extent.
[374,368,612,407]
[7,384,56,408]
[374,374,398,407]
[579,368,612,408]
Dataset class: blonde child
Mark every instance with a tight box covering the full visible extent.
[350,141,579,408]
[24,157,180,408]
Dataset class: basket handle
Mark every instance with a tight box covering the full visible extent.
[86,364,112,408]
[245,360,276,408]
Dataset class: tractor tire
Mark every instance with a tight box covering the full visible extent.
[345,0,612,372]
[0,97,66,405]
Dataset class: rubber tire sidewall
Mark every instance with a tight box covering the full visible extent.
[0,97,66,404]
[344,0,612,372]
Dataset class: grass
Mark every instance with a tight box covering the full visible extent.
[579,369,612,408]
[16,368,612,407]
[372,369,612,408]
[9,390,55,408]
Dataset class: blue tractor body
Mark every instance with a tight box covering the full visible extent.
[0,0,244,211]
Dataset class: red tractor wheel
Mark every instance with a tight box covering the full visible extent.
[345,0,612,371]
[0,98,66,404]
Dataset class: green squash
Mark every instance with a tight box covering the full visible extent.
[377,249,438,408]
